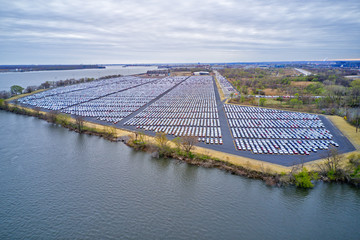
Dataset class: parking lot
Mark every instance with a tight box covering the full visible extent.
[123,76,223,145]
[18,76,187,123]
[20,76,150,102]
[18,76,156,110]
[62,76,186,123]
[16,74,356,166]
[214,71,238,98]
[224,104,339,155]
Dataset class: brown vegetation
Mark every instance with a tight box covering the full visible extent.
[290,81,314,87]
[262,88,285,96]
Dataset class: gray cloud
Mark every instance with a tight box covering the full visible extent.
[0,0,359,64]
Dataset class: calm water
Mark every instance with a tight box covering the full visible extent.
[0,66,157,91]
[1,111,360,239]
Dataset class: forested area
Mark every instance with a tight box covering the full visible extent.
[219,67,360,126]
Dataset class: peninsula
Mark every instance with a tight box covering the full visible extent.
[1,63,360,188]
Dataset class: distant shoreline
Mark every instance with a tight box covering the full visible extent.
[0,65,105,73]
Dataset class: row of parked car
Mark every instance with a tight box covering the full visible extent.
[61,77,186,123]
[19,76,187,123]
[125,117,220,127]
[20,76,138,101]
[235,138,338,155]
[18,76,156,110]
[139,125,222,138]
[225,105,316,116]
[231,127,333,140]
[201,137,223,145]
[224,105,323,130]
[228,118,325,128]
[214,71,237,96]
[134,111,219,119]
[225,104,338,155]
[225,111,319,120]
[124,76,222,144]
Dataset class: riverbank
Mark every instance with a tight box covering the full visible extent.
[1,96,360,188]
[2,109,359,240]
[0,100,288,184]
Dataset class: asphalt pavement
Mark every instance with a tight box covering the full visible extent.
[115,76,356,166]
[15,75,356,167]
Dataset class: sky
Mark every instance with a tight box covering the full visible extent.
[0,0,359,64]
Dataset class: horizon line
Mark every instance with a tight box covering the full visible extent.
[1,58,360,66]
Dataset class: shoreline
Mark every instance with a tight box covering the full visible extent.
[1,101,289,184]
[2,93,360,188]
[0,65,105,73]
[4,100,292,174]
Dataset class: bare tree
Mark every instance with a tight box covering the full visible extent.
[24,85,37,94]
[0,90,11,99]
[34,107,41,117]
[180,135,198,153]
[75,115,85,133]
[326,148,342,172]
[155,132,168,149]
[172,137,182,150]
[348,153,360,169]
[47,110,59,123]
[317,147,343,175]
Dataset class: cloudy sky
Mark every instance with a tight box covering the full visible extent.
[0,0,359,64]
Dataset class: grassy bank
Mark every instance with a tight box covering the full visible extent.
[126,134,286,186]
[1,99,289,186]
[327,115,360,150]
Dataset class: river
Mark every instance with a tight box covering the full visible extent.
[1,110,360,239]
[0,66,158,91]
[1,67,360,239]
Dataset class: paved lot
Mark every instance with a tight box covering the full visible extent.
[15,75,356,167]
[116,76,355,166]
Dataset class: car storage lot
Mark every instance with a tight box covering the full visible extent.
[62,76,186,123]
[17,75,355,166]
[225,104,337,155]
[119,76,355,166]
[123,76,223,145]
[18,76,187,123]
